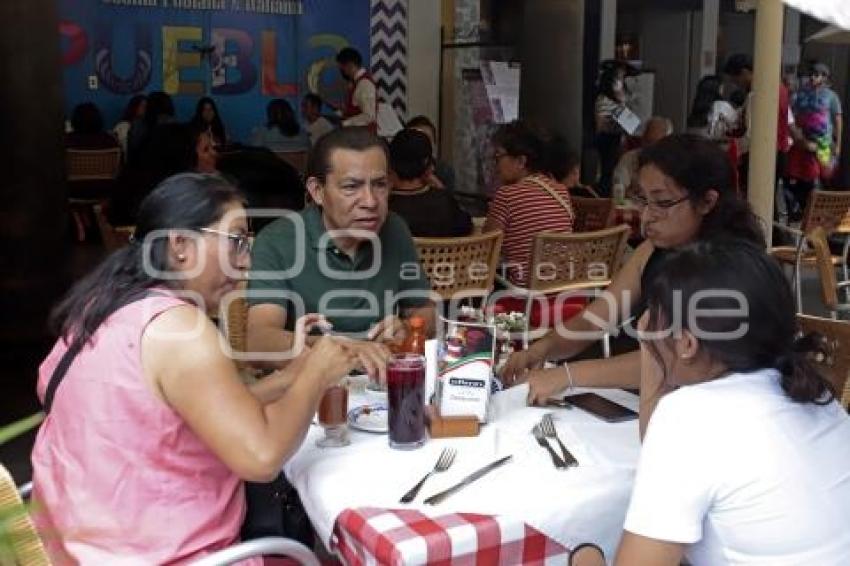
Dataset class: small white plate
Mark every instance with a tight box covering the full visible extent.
[347,403,389,434]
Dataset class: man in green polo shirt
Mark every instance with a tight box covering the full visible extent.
[246,127,435,370]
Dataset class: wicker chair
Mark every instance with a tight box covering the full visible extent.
[66,148,122,241]
[220,281,249,358]
[0,464,49,565]
[571,197,614,232]
[273,150,308,174]
[0,464,319,566]
[808,226,850,319]
[495,225,630,347]
[93,204,134,252]
[414,230,503,303]
[796,314,850,410]
[771,190,850,311]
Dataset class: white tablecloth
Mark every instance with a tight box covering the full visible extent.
[284,384,641,559]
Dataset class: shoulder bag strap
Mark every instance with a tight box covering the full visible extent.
[528,177,575,219]
[43,290,167,414]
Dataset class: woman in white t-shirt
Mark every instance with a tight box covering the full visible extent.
[687,75,738,141]
[574,239,850,566]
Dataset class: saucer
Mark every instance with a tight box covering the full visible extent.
[347,403,389,433]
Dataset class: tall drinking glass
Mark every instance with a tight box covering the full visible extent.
[387,354,427,449]
[316,384,349,448]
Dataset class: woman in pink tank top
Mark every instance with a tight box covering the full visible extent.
[31,173,364,564]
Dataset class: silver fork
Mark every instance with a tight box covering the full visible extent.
[532,424,566,469]
[542,414,579,467]
[400,448,457,503]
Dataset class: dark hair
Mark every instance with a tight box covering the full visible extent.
[638,134,765,246]
[492,121,546,173]
[728,89,747,109]
[303,93,322,110]
[121,95,147,123]
[544,133,580,182]
[144,91,175,128]
[723,53,753,77]
[266,99,300,137]
[597,67,622,102]
[191,96,226,144]
[50,174,243,355]
[406,115,436,136]
[336,47,363,67]
[150,123,202,174]
[643,238,834,405]
[71,103,104,134]
[687,75,724,129]
[307,126,389,183]
[390,129,433,180]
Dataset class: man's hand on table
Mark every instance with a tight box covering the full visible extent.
[367,315,407,346]
[302,336,361,389]
[337,338,392,384]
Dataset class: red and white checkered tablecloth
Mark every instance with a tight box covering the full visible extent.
[333,507,570,566]
[613,205,642,240]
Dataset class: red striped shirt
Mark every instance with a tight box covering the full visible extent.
[486,173,574,286]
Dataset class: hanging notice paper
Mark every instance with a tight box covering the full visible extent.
[481,61,520,123]
[612,106,641,136]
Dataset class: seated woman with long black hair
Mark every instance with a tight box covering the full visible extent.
[501,135,765,427]
[31,174,386,563]
[576,239,850,565]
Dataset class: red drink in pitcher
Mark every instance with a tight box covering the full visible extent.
[387,354,427,449]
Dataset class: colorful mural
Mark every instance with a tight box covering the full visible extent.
[58,0,370,142]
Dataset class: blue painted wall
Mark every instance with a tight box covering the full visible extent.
[59,0,369,142]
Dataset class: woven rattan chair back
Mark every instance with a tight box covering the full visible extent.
[528,225,630,294]
[796,314,850,410]
[414,231,503,301]
[66,148,121,181]
[801,190,850,234]
[0,464,50,565]
[571,197,614,232]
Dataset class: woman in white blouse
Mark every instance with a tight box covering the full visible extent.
[113,94,147,159]
[594,67,629,196]
[686,75,738,141]
[574,239,850,566]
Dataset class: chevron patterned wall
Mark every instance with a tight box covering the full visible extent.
[370,0,408,119]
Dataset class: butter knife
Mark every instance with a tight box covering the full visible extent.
[423,455,513,505]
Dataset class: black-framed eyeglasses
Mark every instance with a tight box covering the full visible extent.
[631,194,690,213]
[200,227,251,256]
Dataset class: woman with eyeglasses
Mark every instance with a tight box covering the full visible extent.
[483,121,575,287]
[31,173,360,563]
[573,239,850,566]
[501,134,764,421]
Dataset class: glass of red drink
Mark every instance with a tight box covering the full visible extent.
[316,384,350,448]
[387,354,427,449]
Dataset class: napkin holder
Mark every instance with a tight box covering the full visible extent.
[425,405,480,438]
[435,316,496,423]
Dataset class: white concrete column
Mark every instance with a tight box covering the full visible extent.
[600,0,616,61]
[700,0,719,77]
[747,0,783,246]
[407,0,441,122]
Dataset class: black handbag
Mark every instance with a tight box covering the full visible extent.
[240,473,315,548]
